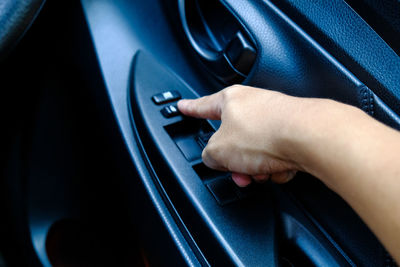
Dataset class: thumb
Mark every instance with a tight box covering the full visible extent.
[177,92,223,120]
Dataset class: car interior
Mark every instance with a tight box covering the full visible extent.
[1,0,400,266]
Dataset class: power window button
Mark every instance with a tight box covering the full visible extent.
[152,90,181,104]
[206,177,239,206]
[161,105,180,118]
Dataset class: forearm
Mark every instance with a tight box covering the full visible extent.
[287,98,400,262]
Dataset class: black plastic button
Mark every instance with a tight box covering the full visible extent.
[152,90,181,105]
[206,177,239,205]
[175,137,202,161]
[161,105,180,118]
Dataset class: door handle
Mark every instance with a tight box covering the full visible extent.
[179,0,257,84]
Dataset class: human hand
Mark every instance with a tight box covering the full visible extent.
[183,85,400,263]
[178,85,303,187]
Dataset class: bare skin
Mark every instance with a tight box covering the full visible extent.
[177,85,400,263]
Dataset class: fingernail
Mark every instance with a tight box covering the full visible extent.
[232,173,252,187]
[286,171,297,182]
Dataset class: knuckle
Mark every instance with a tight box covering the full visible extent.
[222,84,241,100]
[203,142,217,159]
[226,84,242,91]
[202,146,218,168]
[202,137,223,165]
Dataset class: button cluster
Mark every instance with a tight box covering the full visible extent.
[152,90,182,118]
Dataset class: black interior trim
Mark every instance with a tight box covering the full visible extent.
[77,0,400,265]
[345,0,400,57]
[268,0,400,117]
[0,0,46,59]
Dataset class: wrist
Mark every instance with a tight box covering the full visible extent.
[280,98,364,185]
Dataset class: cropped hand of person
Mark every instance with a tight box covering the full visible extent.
[178,85,304,186]
[179,85,400,263]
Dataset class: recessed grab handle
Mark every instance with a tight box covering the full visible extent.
[178,0,257,84]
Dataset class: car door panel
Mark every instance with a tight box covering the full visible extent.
[78,0,399,266]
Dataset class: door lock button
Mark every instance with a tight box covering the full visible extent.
[152,90,181,104]
[161,105,180,118]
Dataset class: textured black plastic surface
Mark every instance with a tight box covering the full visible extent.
[0,0,46,59]
[345,0,400,56]
[268,0,400,118]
